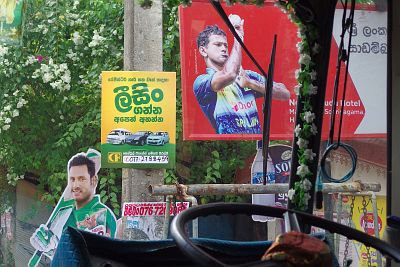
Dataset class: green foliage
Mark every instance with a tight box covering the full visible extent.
[0,0,123,215]
[98,169,121,217]
[189,141,254,203]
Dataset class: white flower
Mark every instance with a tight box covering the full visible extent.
[42,72,54,83]
[304,149,316,160]
[12,110,19,117]
[40,64,50,73]
[2,124,10,131]
[303,193,311,205]
[297,138,309,149]
[59,63,68,71]
[4,118,11,124]
[309,84,318,95]
[4,105,11,111]
[112,30,117,35]
[312,43,321,55]
[4,94,8,97]
[288,189,296,200]
[25,55,37,65]
[297,164,310,177]
[294,85,301,96]
[310,123,318,135]
[72,32,83,45]
[67,50,78,61]
[88,31,105,47]
[299,54,311,66]
[61,72,71,84]
[17,98,27,108]
[303,111,315,123]
[302,179,312,191]
[0,45,8,57]
[295,69,301,79]
[32,69,40,79]
[60,115,64,120]
[294,124,302,137]
[296,42,305,53]
[310,70,317,80]
[50,80,62,89]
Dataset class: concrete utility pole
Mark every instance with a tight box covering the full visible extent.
[122,0,164,240]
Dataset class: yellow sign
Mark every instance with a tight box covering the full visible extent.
[351,195,386,267]
[339,195,387,267]
[101,71,176,168]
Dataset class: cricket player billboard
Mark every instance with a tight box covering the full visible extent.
[179,2,386,140]
[28,149,117,267]
[101,71,177,169]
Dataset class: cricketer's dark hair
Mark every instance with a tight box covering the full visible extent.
[197,25,226,48]
[68,155,96,178]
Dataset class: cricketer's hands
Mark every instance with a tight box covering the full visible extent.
[30,224,59,255]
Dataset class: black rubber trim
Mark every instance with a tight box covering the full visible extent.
[170,203,400,267]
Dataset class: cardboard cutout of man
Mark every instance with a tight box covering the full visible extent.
[29,149,117,265]
[194,14,290,134]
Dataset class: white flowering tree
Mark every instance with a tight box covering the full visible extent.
[0,0,123,214]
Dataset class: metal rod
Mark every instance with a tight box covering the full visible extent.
[149,182,381,196]
[335,193,343,257]
[372,192,383,267]
[184,196,199,238]
[163,195,173,239]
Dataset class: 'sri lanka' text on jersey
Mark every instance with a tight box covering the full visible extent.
[193,68,264,134]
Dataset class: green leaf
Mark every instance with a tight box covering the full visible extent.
[213,171,221,179]
[211,150,219,158]
[212,162,221,170]
[74,127,83,137]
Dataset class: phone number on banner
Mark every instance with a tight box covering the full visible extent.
[123,155,169,163]
[123,202,189,217]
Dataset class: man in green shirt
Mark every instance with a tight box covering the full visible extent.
[29,149,117,263]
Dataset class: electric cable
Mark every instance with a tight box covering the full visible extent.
[319,0,358,184]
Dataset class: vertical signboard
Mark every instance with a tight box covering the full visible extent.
[337,195,386,267]
[101,71,176,169]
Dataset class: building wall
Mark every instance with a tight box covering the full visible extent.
[14,180,52,267]
[330,150,387,197]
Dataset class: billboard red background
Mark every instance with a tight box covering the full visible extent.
[180,1,381,140]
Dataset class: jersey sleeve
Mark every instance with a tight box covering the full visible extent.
[193,72,218,130]
[193,73,216,106]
